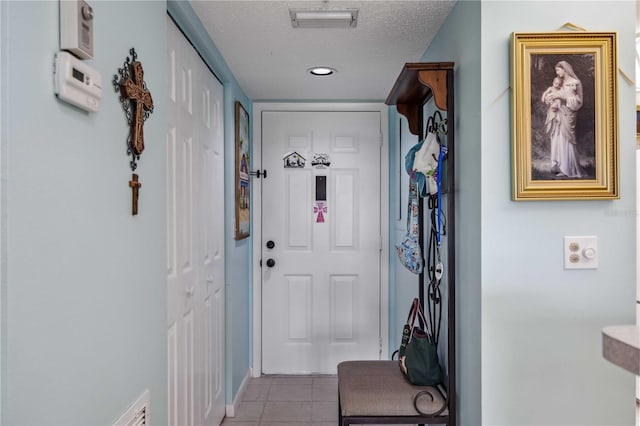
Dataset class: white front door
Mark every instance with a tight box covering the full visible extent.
[167,18,225,426]
[261,110,383,374]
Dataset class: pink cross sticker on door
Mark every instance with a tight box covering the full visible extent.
[314,201,327,223]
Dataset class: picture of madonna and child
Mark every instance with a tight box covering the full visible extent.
[534,58,595,180]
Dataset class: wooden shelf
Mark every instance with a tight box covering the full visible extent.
[385,62,454,136]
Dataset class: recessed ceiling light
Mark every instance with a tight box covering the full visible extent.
[308,67,337,76]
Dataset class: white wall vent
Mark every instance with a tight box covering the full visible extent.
[113,389,150,426]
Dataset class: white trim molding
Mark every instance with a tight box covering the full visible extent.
[225,368,250,417]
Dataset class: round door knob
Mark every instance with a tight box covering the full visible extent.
[266,240,275,249]
[186,287,194,296]
[266,258,276,268]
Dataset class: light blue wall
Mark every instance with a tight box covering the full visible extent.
[1,1,168,424]
[389,1,482,424]
[481,2,636,425]
[391,1,636,424]
[419,2,482,424]
[1,1,254,421]
[167,0,253,404]
[389,108,422,350]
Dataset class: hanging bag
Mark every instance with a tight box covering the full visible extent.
[398,298,443,386]
[395,180,423,274]
[412,131,441,196]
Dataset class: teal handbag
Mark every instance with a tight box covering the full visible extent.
[398,298,443,386]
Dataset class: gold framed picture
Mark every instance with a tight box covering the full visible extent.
[235,101,250,240]
[510,32,618,200]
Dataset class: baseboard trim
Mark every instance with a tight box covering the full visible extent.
[225,368,251,417]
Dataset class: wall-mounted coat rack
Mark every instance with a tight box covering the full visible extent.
[386,62,456,426]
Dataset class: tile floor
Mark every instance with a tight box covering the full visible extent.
[222,375,339,426]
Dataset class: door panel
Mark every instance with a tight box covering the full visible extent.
[286,171,312,248]
[261,111,381,374]
[198,74,225,424]
[333,171,357,248]
[331,275,357,341]
[168,18,225,426]
[167,322,178,425]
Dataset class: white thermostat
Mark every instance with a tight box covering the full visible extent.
[54,51,102,112]
[60,0,94,59]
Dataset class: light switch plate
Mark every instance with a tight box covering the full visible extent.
[564,236,598,269]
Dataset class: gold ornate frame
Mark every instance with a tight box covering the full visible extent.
[511,32,618,200]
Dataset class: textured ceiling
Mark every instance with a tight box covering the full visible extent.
[190,1,456,101]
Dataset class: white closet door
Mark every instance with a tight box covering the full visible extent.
[168,17,225,426]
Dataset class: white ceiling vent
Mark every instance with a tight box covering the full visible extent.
[113,390,150,426]
[289,9,358,28]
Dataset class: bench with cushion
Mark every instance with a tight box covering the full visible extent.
[337,360,448,425]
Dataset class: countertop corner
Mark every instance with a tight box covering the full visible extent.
[602,325,639,376]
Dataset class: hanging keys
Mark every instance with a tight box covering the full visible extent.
[435,261,444,280]
[434,247,444,281]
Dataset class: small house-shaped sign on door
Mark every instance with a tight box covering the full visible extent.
[311,154,331,168]
[283,151,306,168]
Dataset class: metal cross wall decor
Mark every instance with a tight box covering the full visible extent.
[113,48,154,215]
[114,47,154,171]
[129,174,142,216]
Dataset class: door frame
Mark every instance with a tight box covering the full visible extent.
[0,1,4,416]
[251,102,389,376]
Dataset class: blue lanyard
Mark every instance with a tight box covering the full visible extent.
[436,144,448,246]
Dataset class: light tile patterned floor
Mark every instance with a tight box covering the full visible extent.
[222,375,339,426]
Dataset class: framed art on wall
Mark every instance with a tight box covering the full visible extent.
[636,106,640,145]
[510,32,618,200]
[235,101,250,240]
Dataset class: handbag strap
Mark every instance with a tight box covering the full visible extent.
[406,298,417,324]
[398,323,411,358]
[406,180,419,238]
[399,298,419,358]
[409,298,434,342]
[414,299,428,332]
[398,297,434,361]
[400,298,433,358]
[405,298,428,332]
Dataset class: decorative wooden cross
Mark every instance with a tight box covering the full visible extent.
[129,173,141,216]
[114,48,154,216]
[121,60,153,156]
